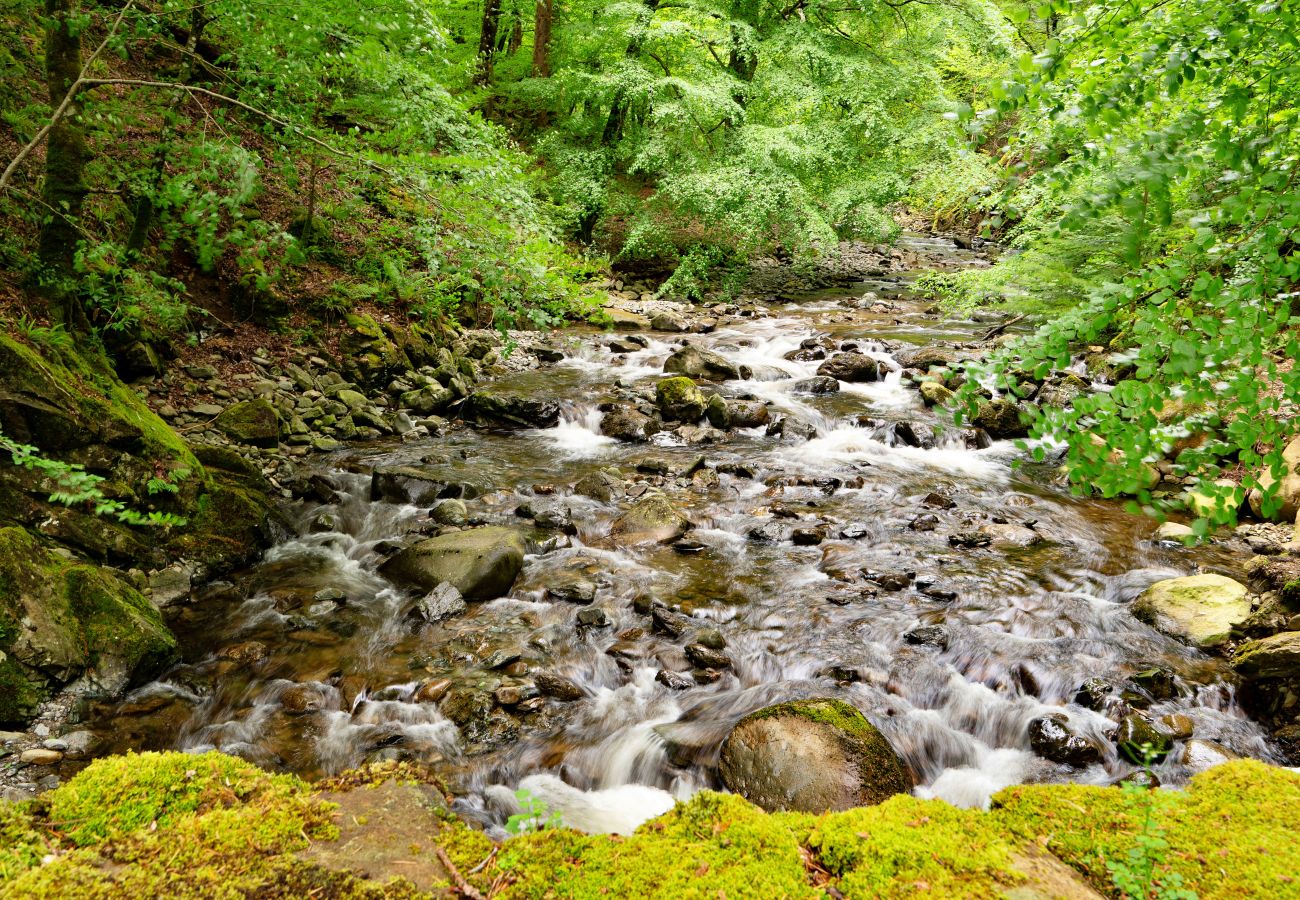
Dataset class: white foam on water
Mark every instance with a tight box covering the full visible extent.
[840,370,920,412]
[491,774,677,836]
[916,746,1036,809]
[537,406,616,457]
[785,424,1014,480]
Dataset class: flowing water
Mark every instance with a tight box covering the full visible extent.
[89,236,1275,833]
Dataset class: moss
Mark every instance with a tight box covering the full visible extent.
[0,653,45,724]
[741,698,873,741]
[4,755,1299,899]
[809,794,1024,898]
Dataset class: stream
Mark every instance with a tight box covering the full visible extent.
[86,235,1277,833]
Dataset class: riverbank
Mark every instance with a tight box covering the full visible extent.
[1,750,1296,898]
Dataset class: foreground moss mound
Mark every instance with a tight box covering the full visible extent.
[1,754,1297,899]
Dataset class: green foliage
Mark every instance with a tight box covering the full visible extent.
[949,0,1300,526]
[504,788,562,836]
[1107,746,1199,900]
[0,427,185,527]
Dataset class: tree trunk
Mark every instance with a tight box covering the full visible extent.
[37,0,89,329]
[476,0,503,84]
[532,0,553,77]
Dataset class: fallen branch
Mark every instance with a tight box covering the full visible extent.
[981,313,1025,341]
[434,845,487,900]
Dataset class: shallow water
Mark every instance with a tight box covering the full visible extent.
[89,236,1274,834]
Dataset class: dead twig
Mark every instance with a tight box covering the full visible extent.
[434,845,486,900]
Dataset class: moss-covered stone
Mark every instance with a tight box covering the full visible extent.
[655,376,707,422]
[1132,573,1251,648]
[214,399,281,447]
[0,527,177,725]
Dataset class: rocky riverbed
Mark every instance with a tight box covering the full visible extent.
[4,235,1298,833]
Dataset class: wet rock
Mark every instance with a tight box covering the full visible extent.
[465,390,560,429]
[415,679,453,703]
[545,573,598,604]
[923,491,956,509]
[440,688,493,729]
[650,312,687,332]
[1073,677,1114,711]
[1028,715,1101,768]
[891,421,936,449]
[663,345,742,382]
[1115,714,1173,764]
[973,399,1029,439]
[909,513,939,532]
[728,400,771,429]
[1232,631,1300,678]
[718,698,910,813]
[870,572,912,592]
[979,522,1043,549]
[656,669,694,691]
[791,376,840,395]
[1159,714,1195,740]
[214,398,281,447]
[903,624,949,649]
[535,672,585,701]
[652,606,691,638]
[919,585,958,601]
[747,523,783,543]
[671,532,710,553]
[948,530,992,549]
[575,469,626,501]
[918,381,955,407]
[281,684,327,715]
[516,499,575,533]
[148,563,193,609]
[371,466,448,505]
[685,643,731,669]
[1127,667,1179,702]
[1181,739,1239,773]
[705,394,731,429]
[600,406,658,442]
[219,641,268,664]
[484,649,523,670]
[1155,521,1195,542]
[610,493,690,544]
[379,526,526,600]
[1132,574,1251,648]
[415,582,467,622]
[816,352,880,383]
[430,499,468,527]
[576,607,610,628]
[694,628,726,650]
[791,526,826,546]
[656,376,708,422]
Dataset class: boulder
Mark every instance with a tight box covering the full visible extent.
[918,381,955,407]
[1115,714,1172,764]
[371,466,448,505]
[1132,574,1251,648]
[465,390,560,429]
[729,400,770,429]
[603,308,651,330]
[816,353,879,383]
[1232,632,1300,679]
[973,399,1028,439]
[656,377,707,422]
[610,494,690,545]
[1248,435,1300,522]
[719,699,909,813]
[214,399,281,447]
[0,527,178,724]
[600,406,657,442]
[663,345,741,382]
[379,527,526,600]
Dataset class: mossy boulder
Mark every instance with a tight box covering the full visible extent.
[610,493,690,544]
[1232,631,1300,678]
[1132,573,1251,648]
[0,527,177,725]
[379,526,526,600]
[656,376,707,422]
[919,379,955,407]
[214,398,281,447]
[973,399,1029,439]
[338,313,413,390]
[719,698,910,813]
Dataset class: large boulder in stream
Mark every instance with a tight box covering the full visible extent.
[663,345,742,382]
[1132,574,1251,648]
[816,352,879,383]
[610,493,690,544]
[973,399,1029,439]
[379,526,526,600]
[718,698,910,813]
[656,377,708,422]
[465,389,560,429]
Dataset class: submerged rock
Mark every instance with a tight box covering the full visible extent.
[379,526,525,600]
[610,493,690,545]
[1132,574,1251,648]
[718,698,909,813]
